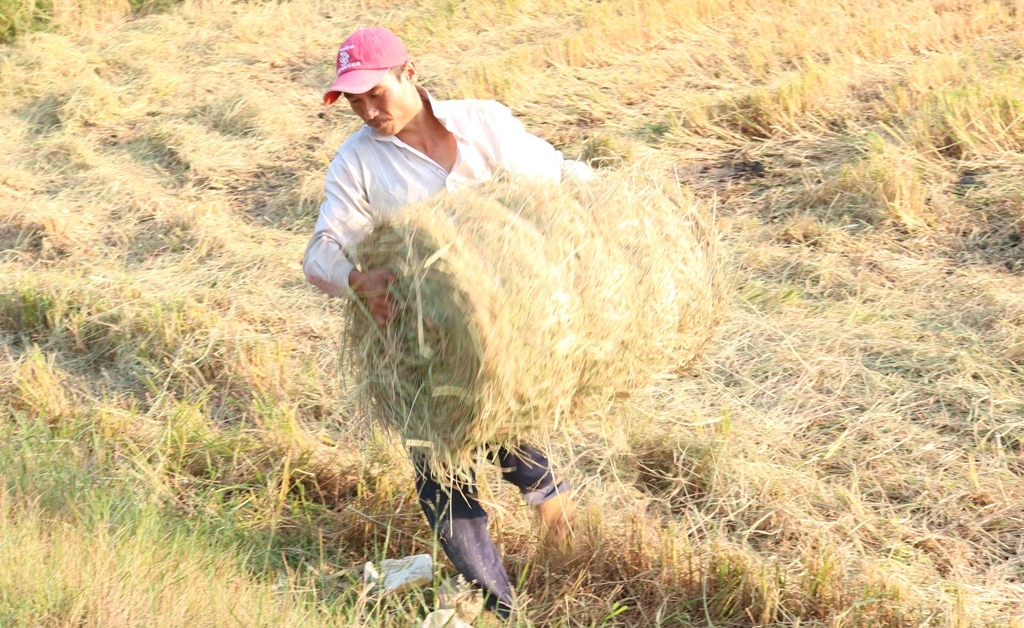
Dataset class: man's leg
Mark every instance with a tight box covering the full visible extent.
[414,463,514,617]
[494,445,574,545]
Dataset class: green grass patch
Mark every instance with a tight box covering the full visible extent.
[0,0,182,43]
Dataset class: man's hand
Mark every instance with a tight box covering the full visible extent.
[349,268,397,327]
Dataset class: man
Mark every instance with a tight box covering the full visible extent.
[302,27,589,618]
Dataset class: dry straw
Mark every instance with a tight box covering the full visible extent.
[343,173,723,483]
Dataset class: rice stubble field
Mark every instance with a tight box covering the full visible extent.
[1,0,1024,625]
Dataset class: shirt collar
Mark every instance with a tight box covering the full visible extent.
[421,87,457,128]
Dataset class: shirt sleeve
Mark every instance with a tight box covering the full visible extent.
[483,102,594,183]
[561,157,595,182]
[302,150,373,299]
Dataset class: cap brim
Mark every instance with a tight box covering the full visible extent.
[323,68,389,105]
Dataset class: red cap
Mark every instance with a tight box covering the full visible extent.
[323,28,409,105]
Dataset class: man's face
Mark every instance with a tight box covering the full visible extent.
[343,67,419,136]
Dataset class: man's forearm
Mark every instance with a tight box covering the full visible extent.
[348,268,362,288]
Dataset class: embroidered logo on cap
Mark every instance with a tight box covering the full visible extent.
[337,45,361,75]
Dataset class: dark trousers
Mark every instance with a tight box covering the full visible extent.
[413,444,569,617]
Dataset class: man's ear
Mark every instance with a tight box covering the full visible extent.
[404,60,418,84]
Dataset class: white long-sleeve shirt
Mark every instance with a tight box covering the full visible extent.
[302,89,592,297]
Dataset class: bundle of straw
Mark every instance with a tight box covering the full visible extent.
[343,173,722,482]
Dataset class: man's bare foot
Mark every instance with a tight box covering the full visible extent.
[536,491,574,550]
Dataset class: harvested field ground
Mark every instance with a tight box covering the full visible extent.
[1,0,1023,625]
